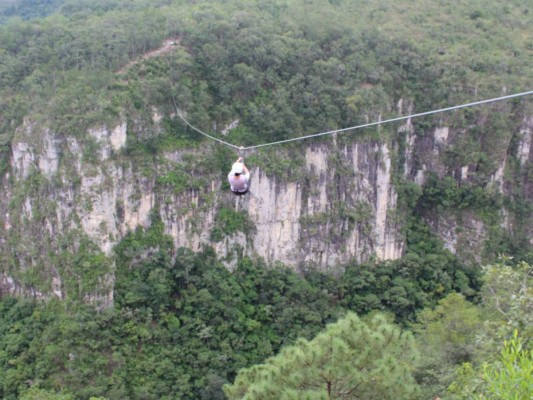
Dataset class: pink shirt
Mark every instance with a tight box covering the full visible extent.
[228,172,250,192]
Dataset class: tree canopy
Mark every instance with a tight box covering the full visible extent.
[224,312,420,400]
[1,1,532,399]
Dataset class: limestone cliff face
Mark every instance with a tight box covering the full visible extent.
[1,109,532,303]
[402,111,533,263]
[243,140,402,268]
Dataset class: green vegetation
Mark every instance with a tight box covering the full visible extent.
[1,242,343,399]
[210,207,255,242]
[0,0,65,22]
[483,330,533,400]
[1,246,531,399]
[447,330,533,399]
[418,173,501,216]
[1,0,531,147]
[414,293,483,397]
[1,206,530,399]
[1,0,532,258]
[1,0,532,399]
[224,312,420,399]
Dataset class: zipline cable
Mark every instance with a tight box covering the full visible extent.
[168,59,241,150]
[242,90,533,151]
[171,95,241,150]
[172,90,533,152]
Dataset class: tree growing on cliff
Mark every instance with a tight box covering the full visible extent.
[223,312,420,399]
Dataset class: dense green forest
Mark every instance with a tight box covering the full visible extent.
[0,0,532,399]
[1,220,531,399]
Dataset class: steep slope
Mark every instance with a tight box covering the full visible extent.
[0,0,532,303]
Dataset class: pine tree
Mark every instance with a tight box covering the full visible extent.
[224,312,420,399]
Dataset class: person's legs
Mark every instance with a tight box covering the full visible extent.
[231,189,249,196]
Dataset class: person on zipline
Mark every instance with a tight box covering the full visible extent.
[228,156,250,195]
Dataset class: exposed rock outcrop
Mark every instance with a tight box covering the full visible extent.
[1,109,532,303]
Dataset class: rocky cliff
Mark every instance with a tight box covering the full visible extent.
[1,103,532,304]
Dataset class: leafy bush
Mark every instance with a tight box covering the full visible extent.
[210,207,255,242]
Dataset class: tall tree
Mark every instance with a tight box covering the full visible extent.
[481,260,533,340]
[413,293,482,399]
[224,312,420,399]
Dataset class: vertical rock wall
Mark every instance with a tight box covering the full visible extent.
[1,111,532,301]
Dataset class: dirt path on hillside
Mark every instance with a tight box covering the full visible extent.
[118,37,180,74]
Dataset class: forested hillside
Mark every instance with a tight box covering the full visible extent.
[0,0,532,399]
